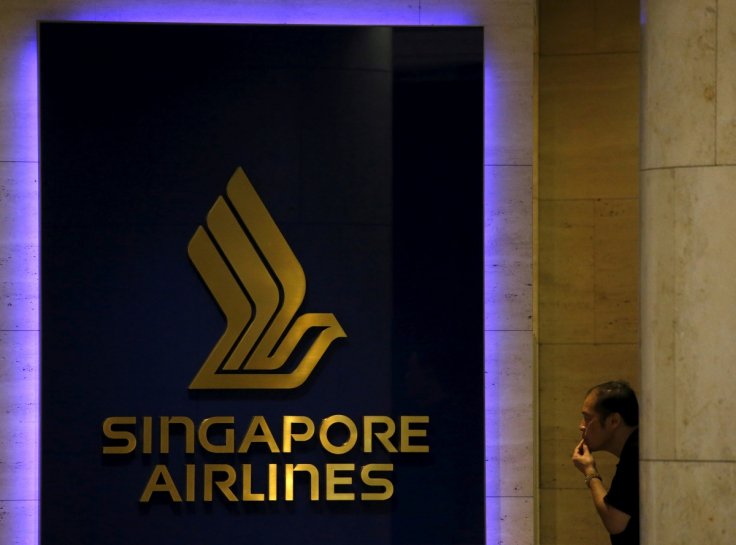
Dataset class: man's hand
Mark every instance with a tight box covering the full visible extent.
[571,439,631,535]
[572,439,597,476]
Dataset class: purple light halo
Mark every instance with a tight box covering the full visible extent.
[9,7,505,544]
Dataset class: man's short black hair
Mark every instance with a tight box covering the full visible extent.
[588,380,639,427]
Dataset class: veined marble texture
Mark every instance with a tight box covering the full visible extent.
[641,166,736,463]
[642,0,717,169]
[642,460,735,544]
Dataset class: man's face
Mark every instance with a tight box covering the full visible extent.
[579,392,610,452]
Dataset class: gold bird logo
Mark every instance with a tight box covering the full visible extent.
[188,167,346,389]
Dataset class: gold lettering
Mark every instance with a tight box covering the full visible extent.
[400,416,430,453]
[160,416,195,454]
[140,465,182,502]
[204,464,237,502]
[360,464,394,500]
[363,416,398,453]
[269,463,278,501]
[285,464,319,501]
[241,464,264,501]
[238,416,280,453]
[319,415,358,455]
[198,417,235,453]
[102,416,137,454]
[142,416,152,454]
[100,415,433,454]
[186,463,195,502]
[325,463,355,501]
[283,415,315,452]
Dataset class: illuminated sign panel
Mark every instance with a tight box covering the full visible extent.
[40,22,483,544]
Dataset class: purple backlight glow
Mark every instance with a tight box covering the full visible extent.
[0,29,41,545]
[5,4,507,544]
[66,1,420,25]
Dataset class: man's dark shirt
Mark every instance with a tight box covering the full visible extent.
[605,428,639,545]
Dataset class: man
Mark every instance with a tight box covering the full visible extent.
[571,381,639,545]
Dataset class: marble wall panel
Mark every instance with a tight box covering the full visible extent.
[0,330,38,419]
[482,3,535,167]
[485,330,534,497]
[0,425,38,502]
[5,0,422,25]
[642,166,736,463]
[539,488,610,545]
[420,0,534,25]
[538,199,595,343]
[640,168,676,460]
[0,330,38,503]
[539,53,639,200]
[538,1,640,544]
[716,1,736,164]
[593,199,639,344]
[539,0,640,55]
[0,163,38,331]
[0,8,40,538]
[0,500,37,545]
[641,0,716,169]
[0,163,38,246]
[641,460,736,544]
[673,166,736,461]
[0,14,37,163]
[485,166,533,331]
[0,247,37,332]
[488,496,534,545]
[538,343,639,489]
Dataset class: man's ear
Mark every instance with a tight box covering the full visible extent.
[606,412,622,429]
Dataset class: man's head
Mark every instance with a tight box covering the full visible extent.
[580,380,638,454]
[587,380,639,427]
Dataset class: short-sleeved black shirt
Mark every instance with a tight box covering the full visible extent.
[605,428,639,545]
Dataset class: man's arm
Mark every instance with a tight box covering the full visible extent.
[572,440,631,535]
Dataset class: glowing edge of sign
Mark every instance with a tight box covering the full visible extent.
[5,5,511,545]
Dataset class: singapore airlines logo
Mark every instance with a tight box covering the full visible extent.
[187,167,346,389]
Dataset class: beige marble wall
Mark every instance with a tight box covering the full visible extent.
[0,1,536,544]
[537,0,640,544]
[641,3,736,541]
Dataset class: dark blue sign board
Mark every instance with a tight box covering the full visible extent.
[39,22,484,544]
